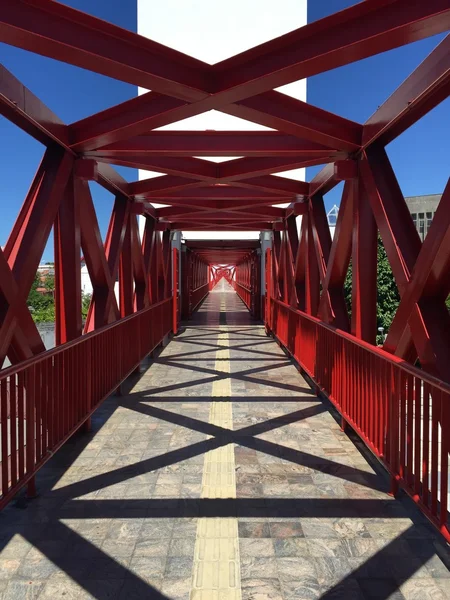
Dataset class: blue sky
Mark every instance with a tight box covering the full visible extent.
[0,0,448,261]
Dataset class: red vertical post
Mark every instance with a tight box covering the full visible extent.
[305,214,320,316]
[351,172,378,343]
[119,213,134,318]
[142,216,157,305]
[265,248,272,333]
[54,173,82,345]
[172,247,178,335]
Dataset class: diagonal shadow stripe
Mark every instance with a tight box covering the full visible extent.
[49,436,222,500]
[179,329,267,341]
[49,393,385,501]
[22,521,169,599]
[124,402,324,441]
[119,401,386,492]
[171,338,275,354]
[131,360,296,398]
[147,358,310,395]
[164,344,284,360]
[320,526,439,600]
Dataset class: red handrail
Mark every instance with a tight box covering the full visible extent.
[267,296,450,541]
[190,282,209,313]
[0,298,173,509]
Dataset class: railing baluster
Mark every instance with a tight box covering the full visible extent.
[265,297,450,540]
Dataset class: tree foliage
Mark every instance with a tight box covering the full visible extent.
[27,273,55,323]
[82,293,91,320]
[27,272,92,324]
[344,237,400,344]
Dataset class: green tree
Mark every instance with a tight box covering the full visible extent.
[27,272,92,325]
[344,237,400,344]
[82,293,92,321]
[27,273,55,323]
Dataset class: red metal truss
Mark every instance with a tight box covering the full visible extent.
[88,131,334,158]
[1,0,450,538]
[0,2,448,359]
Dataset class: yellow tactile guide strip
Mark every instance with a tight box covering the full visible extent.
[190,326,242,600]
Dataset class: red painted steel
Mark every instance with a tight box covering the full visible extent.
[0,298,173,509]
[172,247,179,334]
[0,0,449,537]
[235,252,261,318]
[265,289,450,542]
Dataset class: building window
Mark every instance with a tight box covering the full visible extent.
[426,212,433,235]
[418,213,425,240]
[411,213,417,227]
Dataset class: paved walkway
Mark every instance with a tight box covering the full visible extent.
[0,282,449,599]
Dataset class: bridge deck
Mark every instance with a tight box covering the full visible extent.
[0,283,448,599]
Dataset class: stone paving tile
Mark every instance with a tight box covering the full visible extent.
[0,283,448,599]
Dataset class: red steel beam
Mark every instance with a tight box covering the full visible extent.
[0,0,211,101]
[5,0,448,161]
[316,181,353,330]
[69,93,192,152]
[363,34,450,148]
[160,213,283,222]
[93,153,332,176]
[351,174,378,344]
[130,174,308,199]
[0,64,69,148]
[70,89,358,153]
[78,181,121,331]
[307,33,450,204]
[94,154,314,190]
[184,241,260,249]
[97,155,217,181]
[0,147,73,365]
[159,221,274,231]
[11,0,446,122]
[54,173,82,344]
[0,62,146,218]
[157,205,285,219]
[213,0,450,100]
[231,176,309,197]
[217,156,333,181]
[224,92,361,151]
[91,131,333,158]
[361,147,450,378]
[384,178,450,363]
[135,186,290,200]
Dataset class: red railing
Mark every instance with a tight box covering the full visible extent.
[235,282,251,310]
[267,297,450,541]
[0,298,172,509]
[190,283,209,313]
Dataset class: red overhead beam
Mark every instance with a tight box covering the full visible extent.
[363,33,450,147]
[184,240,260,249]
[0,0,210,101]
[91,131,334,158]
[130,174,309,199]
[157,204,285,219]
[134,186,290,201]
[158,221,274,231]
[213,0,450,99]
[7,0,446,111]
[93,154,327,181]
[224,92,362,151]
[0,64,69,148]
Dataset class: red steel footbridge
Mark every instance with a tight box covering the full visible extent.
[0,2,449,597]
